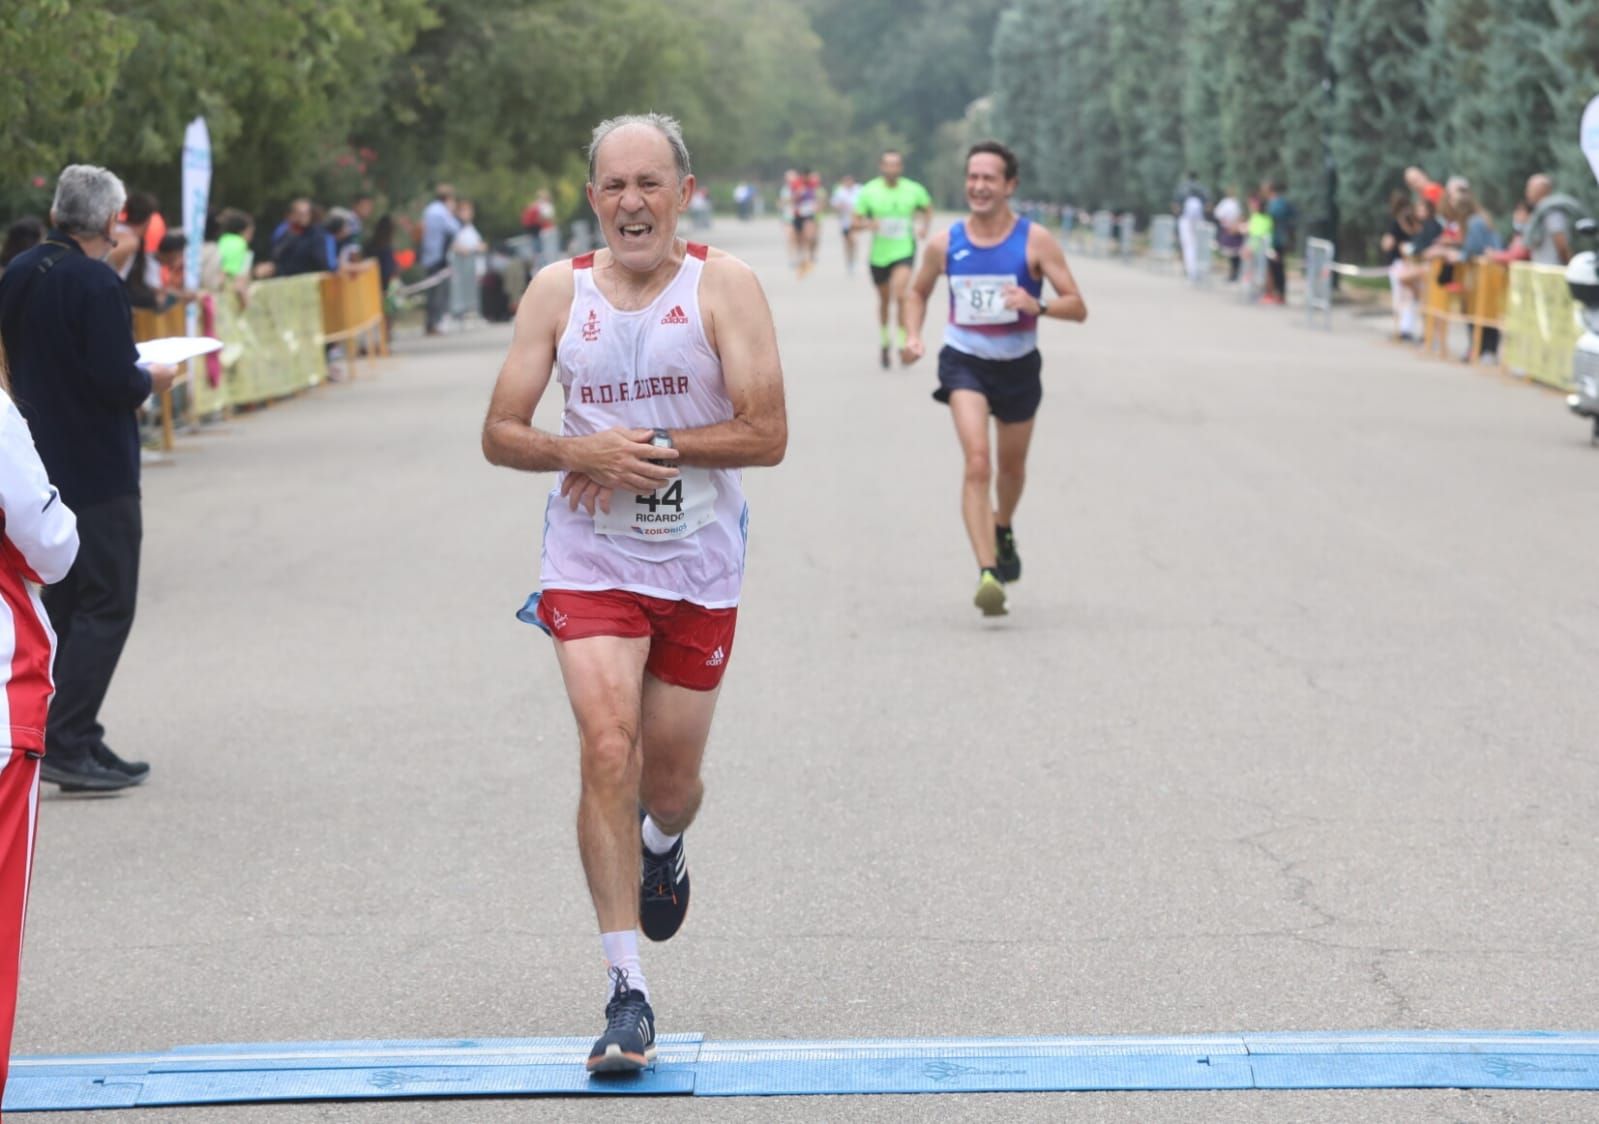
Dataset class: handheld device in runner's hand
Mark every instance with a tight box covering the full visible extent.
[950,275,1021,326]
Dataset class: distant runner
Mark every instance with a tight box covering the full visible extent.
[778,170,797,271]
[830,174,861,274]
[854,151,932,368]
[789,169,822,277]
[901,140,1087,617]
[482,113,787,1074]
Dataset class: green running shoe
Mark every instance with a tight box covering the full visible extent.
[995,525,1021,583]
[974,570,1008,617]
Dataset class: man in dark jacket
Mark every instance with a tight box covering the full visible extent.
[272,197,332,277]
[0,164,179,792]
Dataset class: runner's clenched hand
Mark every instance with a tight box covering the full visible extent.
[567,428,678,496]
[561,472,611,515]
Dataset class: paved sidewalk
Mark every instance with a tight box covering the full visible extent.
[14,216,1597,1122]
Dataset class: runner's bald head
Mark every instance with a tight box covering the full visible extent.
[588,114,692,185]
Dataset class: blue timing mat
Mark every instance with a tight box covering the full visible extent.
[7,1031,1598,1110]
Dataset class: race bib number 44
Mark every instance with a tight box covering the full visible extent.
[951,274,1021,326]
[593,466,719,541]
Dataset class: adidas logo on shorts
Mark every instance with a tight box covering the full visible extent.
[660,304,689,325]
[705,646,725,667]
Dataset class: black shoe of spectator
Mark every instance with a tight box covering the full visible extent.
[39,756,139,793]
[93,744,150,783]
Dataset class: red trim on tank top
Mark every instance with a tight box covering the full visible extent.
[686,243,708,261]
[572,252,596,269]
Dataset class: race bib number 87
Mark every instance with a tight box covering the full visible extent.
[593,466,719,541]
[950,274,1021,326]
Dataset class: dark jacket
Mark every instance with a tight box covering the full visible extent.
[0,230,153,510]
[272,224,332,277]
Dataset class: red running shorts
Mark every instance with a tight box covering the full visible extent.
[530,589,737,692]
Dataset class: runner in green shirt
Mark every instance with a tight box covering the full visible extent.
[853,150,933,368]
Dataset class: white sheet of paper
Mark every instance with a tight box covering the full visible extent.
[135,336,223,369]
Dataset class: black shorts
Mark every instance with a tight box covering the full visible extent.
[791,214,815,235]
[933,346,1043,424]
[870,256,915,286]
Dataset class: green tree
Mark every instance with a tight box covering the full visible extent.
[0,1,135,206]
[806,0,1010,168]
[993,0,1127,209]
[1215,0,1303,200]
[1454,1,1560,217]
[927,95,994,207]
[1180,0,1231,197]
[1280,6,1336,238]
[1106,0,1186,215]
[1541,0,1599,213]
[1326,0,1439,255]
[96,0,432,214]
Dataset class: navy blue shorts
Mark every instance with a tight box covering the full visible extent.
[933,346,1043,423]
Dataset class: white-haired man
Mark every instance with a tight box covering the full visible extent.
[483,114,786,1073]
[0,165,180,793]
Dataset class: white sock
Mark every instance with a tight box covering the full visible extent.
[601,930,648,1001]
[641,814,680,856]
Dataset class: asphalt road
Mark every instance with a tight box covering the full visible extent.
[15,214,1599,1122]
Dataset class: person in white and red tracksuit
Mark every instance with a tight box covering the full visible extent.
[0,373,78,1103]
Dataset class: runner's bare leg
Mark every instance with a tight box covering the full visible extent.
[949,389,999,569]
[994,416,1036,526]
[554,634,651,932]
[889,262,914,340]
[638,674,720,836]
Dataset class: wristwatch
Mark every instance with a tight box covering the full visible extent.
[1035,296,1050,317]
[650,428,673,450]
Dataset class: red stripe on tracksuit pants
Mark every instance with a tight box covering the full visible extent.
[0,750,38,1115]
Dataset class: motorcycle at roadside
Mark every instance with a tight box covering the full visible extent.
[1565,217,1599,444]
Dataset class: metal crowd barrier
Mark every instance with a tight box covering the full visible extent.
[448,252,481,319]
[1304,238,1334,329]
[1148,215,1177,268]
[537,228,562,266]
[1090,211,1114,257]
[1117,213,1136,260]
[568,220,594,255]
[1195,222,1218,287]
[1242,236,1270,302]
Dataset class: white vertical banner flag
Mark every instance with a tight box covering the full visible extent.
[1583,94,1599,189]
[181,117,212,336]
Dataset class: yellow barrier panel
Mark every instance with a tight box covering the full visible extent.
[1421,259,1466,358]
[129,266,391,435]
[130,305,186,451]
[319,262,387,377]
[1463,260,1509,362]
[217,273,329,406]
[1502,263,1579,391]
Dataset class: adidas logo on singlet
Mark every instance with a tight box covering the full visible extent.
[660,304,689,325]
[705,646,725,668]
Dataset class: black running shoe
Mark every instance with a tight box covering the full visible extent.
[640,833,690,943]
[995,525,1022,583]
[879,345,891,369]
[587,967,656,1074]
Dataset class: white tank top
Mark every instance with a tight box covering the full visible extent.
[540,243,748,609]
